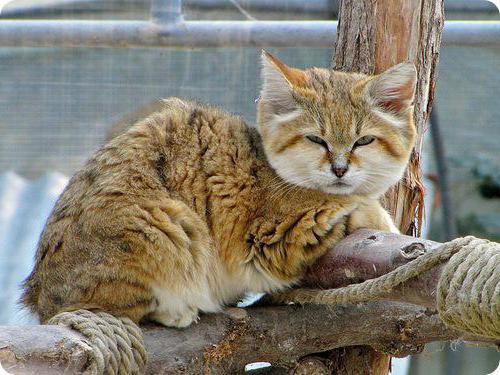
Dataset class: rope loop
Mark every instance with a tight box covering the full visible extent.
[271,235,500,339]
[48,309,147,374]
[437,238,500,338]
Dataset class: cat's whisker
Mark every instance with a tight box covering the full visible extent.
[269,179,308,204]
[267,178,297,203]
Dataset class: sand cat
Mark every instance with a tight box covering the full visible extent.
[22,52,416,328]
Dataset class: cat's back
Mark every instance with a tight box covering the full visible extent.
[35,97,255,257]
[48,97,253,218]
[21,98,259,322]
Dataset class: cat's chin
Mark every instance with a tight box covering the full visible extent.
[320,182,356,195]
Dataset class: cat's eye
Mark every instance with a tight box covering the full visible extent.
[306,135,328,149]
[354,135,375,148]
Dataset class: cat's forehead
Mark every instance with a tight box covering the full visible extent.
[307,68,368,100]
[306,68,367,140]
[321,112,359,143]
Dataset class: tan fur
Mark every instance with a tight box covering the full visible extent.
[21,54,416,327]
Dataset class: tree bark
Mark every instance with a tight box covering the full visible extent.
[2,230,497,374]
[3,301,489,375]
[2,303,496,375]
[303,230,442,309]
[330,0,445,373]
[333,0,444,236]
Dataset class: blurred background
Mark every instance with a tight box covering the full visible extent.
[0,0,499,374]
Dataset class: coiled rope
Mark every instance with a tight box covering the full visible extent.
[48,309,147,374]
[271,236,500,339]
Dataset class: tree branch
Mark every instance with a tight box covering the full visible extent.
[303,229,443,309]
[2,303,496,374]
[1,230,497,374]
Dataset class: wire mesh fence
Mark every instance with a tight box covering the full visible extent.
[0,1,499,374]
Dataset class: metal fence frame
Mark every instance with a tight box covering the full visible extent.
[0,0,499,48]
[1,0,499,18]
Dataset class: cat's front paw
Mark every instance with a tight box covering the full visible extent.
[150,307,199,328]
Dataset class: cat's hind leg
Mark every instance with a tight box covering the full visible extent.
[124,198,221,328]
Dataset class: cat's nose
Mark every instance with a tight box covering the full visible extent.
[332,165,348,178]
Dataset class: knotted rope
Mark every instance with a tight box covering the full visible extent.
[48,309,147,374]
[271,236,500,339]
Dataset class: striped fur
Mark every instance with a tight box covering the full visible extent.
[21,55,416,328]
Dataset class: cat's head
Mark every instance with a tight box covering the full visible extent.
[257,51,417,197]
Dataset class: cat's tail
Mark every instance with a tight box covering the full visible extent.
[20,277,148,374]
[19,270,112,324]
[19,268,40,317]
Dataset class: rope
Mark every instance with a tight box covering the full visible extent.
[48,309,147,374]
[271,236,500,339]
[437,238,500,338]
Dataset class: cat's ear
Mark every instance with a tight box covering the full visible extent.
[366,62,417,115]
[260,50,308,113]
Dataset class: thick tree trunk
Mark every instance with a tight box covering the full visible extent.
[333,0,444,234]
[1,231,496,374]
[329,0,445,373]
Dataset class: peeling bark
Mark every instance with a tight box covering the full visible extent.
[333,0,444,237]
[2,303,495,375]
[303,230,442,309]
[331,0,445,372]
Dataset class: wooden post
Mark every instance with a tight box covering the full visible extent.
[327,0,445,373]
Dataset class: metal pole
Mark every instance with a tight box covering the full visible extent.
[0,20,498,48]
[0,20,337,48]
[430,107,458,241]
[443,21,500,47]
[186,0,500,13]
[1,0,498,18]
[184,0,335,14]
[151,0,183,24]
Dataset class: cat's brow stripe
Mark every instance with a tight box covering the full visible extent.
[275,134,303,153]
[377,138,401,158]
[355,118,363,135]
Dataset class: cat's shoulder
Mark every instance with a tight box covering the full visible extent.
[140,97,244,131]
[160,97,237,120]
[160,98,253,139]
[105,97,254,159]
